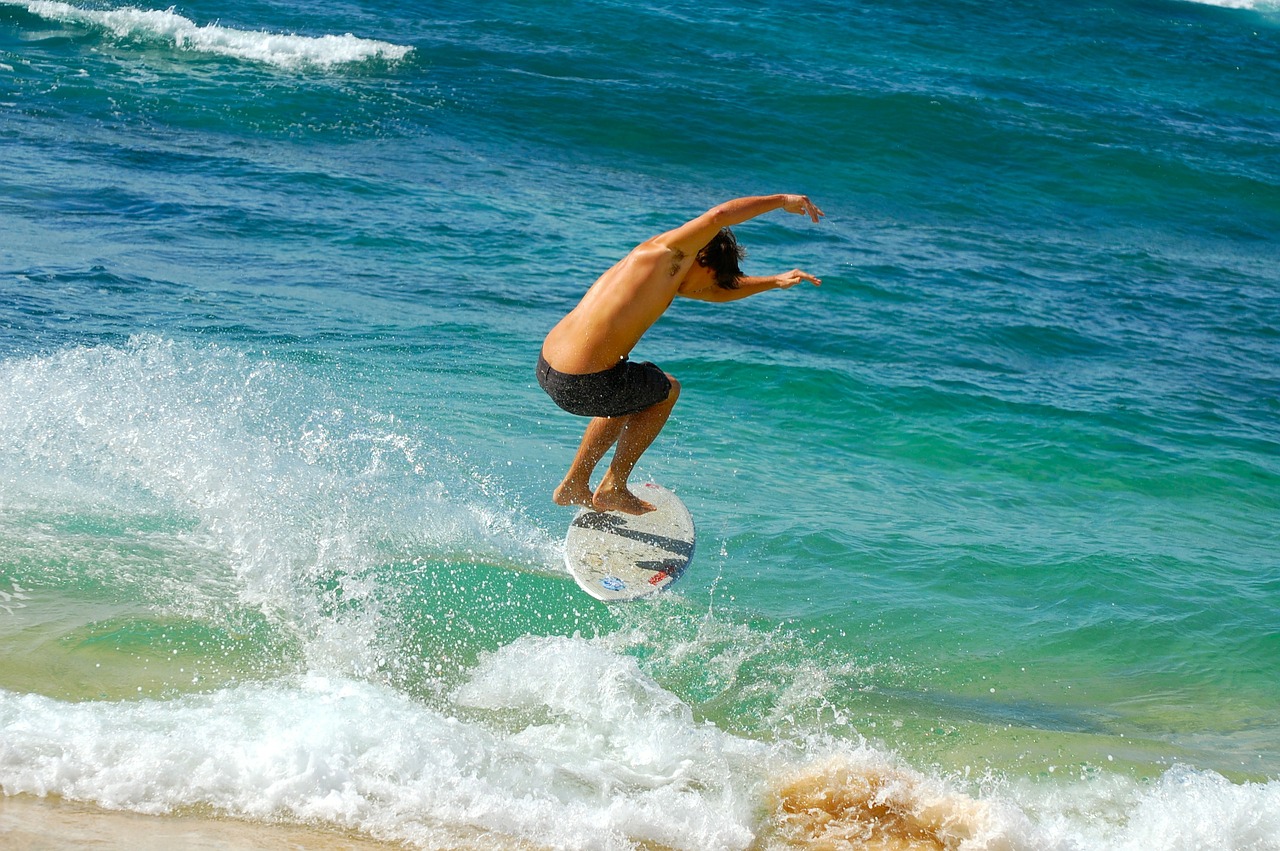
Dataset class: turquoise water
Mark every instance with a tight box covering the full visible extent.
[2,0,1279,847]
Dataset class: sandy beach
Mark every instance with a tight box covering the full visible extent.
[0,794,515,851]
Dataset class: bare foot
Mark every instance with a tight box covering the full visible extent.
[592,483,656,516]
[553,478,595,509]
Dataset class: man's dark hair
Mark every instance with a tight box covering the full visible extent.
[696,227,745,290]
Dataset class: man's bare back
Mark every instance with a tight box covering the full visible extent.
[541,241,696,375]
[538,194,824,514]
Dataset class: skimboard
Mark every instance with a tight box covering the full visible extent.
[564,482,695,602]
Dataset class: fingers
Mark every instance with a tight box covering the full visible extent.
[792,195,824,222]
[783,194,825,222]
[778,269,822,289]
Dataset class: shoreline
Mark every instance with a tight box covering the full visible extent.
[0,794,536,851]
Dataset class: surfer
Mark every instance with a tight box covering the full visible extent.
[537,194,825,515]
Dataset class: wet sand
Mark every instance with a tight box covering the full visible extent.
[0,794,424,850]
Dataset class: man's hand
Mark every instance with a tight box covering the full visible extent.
[776,269,822,289]
[781,195,824,222]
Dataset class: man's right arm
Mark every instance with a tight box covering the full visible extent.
[680,269,822,303]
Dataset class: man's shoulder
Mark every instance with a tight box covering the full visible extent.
[631,236,677,259]
[616,239,683,280]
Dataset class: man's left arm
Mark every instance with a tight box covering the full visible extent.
[681,269,822,303]
[659,195,824,260]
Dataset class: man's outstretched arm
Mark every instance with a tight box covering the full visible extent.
[658,194,824,258]
[681,269,822,303]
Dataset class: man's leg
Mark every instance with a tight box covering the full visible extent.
[593,375,680,515]
[553,415,627,509]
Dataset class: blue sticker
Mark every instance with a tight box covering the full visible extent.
[601,576,626,591]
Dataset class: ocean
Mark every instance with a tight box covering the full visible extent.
[1,0,1278,847]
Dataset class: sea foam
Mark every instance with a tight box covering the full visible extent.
[0,337,559,677]
[1179,0,1280,9]
[3,0,412,68]
[3,635,1278,850]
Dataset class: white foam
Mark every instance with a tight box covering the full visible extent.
[0,641,766,849]
[455,637,768,849]
[1013,767,1280,850]
[1177,0,1280,10]
[0,336,560,675]
[2,635,1276,849]
[4,0,412,68]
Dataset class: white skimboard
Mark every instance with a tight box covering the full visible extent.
[564,482,695,602]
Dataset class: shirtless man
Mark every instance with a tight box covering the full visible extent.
[537,194,825,515]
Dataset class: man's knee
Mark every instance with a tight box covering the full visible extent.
[665,373,681,402]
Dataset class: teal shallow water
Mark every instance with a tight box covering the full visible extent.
[2,0,1279,847]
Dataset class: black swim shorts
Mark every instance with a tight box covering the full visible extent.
[536,353,672,418]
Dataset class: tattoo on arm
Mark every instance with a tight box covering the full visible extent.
[668,248,685,277]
